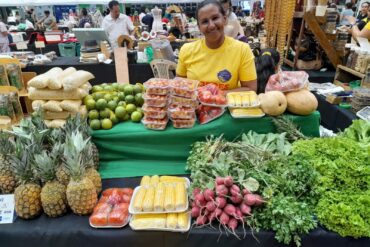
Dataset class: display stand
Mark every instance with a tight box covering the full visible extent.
[334,65,365,91]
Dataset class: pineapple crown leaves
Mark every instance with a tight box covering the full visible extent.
[11,140,39,184]
[34,150,58,183]
[30,108,48,131]
[63,114,90,139]
[0,132,15,155]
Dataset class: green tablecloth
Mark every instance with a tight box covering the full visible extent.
[92,111,320,179]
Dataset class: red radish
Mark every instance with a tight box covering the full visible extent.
[242,188,251,195]
[231,184,240,193]
[191,201,196,208]
[215,197,227,208]
[235,207,243,221]
[196,215,208,225]
[204,209,209,216]
[216,185,228,197]
[228,217,238,230]
[224,204,236,217]
[195,193,206,207]
[203,189,215,201]
[220,212,230,225]
[205,201,216,212]
[224,176,234,187]
[244,194,256,206]
[253,194,266,206]
[192,188,201,197]
[215,177,225,185]
[191,206,201,218]
[215,208,223,217]
[208,211,217,222]
[230,194,243,204]
[240,203,252,216]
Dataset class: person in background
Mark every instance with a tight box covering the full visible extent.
[25,8,35,25]
[357,1,369,22]
[220,0,245,38]
[340,2,354,26]
[251,1,262,18]
[102,0,134,50]
[37,10,56,30]
[176,0,257,92]
[142,10,154,31]
[139,7,146,25]
[0,19,10,53]
[235,6,245,17]
[169,14,184,38]
[78,8,93,28]
[350,7,370,40]
[356,7,370,30]
[255,48,280,94]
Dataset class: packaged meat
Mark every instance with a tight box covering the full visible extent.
[197,105,225,124]
[168,105,196,119]
[143,94,168,107]
[266,71,309,92]
[142,117,168,130]
[143,78,170,95]
[142,104,168,119]
[169,95,198,108]
[170,77,199,98]
[172,118,196,129]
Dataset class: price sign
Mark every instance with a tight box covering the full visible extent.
[16,42,27,50]
[35,41,45,49]
[0,194,15,224]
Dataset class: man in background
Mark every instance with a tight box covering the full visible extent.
[102,0,134,50]
[37,10,56,30]
[0,19,10,53]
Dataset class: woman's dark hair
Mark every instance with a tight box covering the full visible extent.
[108,0,119,10]
[44,10,50,15]
[255,48,280,94]
[82,8,88,16]
[196,0,226,21]
[345,2,353,9]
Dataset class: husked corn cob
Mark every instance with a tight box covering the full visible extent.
[150,175,160,185]
[131,214,167,229]
[166,213,178,228]
[159,176,187,184]
[234,94,242,106]
[140,176,151,186]
[164,184,175,211]
[133,187,147,212]
[154,182,165,211]
[175,182,187,210]
[177,212,189,229]
[142,186,155,211]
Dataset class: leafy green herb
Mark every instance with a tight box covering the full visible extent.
[341,119,370,148]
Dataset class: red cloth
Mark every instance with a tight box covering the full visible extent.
[162,18,170,23]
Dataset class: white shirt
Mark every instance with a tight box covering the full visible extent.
[139,12,146,25]
[102,13,134,50]
[0,22,9,44]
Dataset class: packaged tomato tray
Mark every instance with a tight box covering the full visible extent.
[143,78,170,95]
[142,116,169,130]
[197,105,225,124]
[168,104,195,120]
[266,71,308,92]
[170,77,199,99]
[169,95,198,108]
[89,188,133,228]
[143,94,168,107]
[172,118,196,129]
[142,104,168,119]
[198,84,228,107]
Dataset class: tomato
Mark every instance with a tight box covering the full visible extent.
[215,95,227,105]
[94,202,112,214]
[122,194,132,203]
[108,211,128,226]
[90,212,109,226]
[121,188,134,196]
[107,193,122,205]
[102,188,115,197]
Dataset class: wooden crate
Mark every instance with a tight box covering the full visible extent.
[333,65,365,91]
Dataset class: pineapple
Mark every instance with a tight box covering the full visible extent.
[56,163,70,186]
[0,133,17,194]
[64,131,97,215]
[12,143,42,219]
[35,146,67,218]
[84,142,102,195]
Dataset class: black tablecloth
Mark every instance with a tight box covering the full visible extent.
[0,176,368,247]
[314,93,357,132]
[10,43,61,56]
[23,57,154,84]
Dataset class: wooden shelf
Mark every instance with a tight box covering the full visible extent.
[337,65,365,79]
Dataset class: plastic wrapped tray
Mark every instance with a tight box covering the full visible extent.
[229,108,265,118]
[142,116,168,130]
[143,94,168,107]
[198,84,228,107]
[172,118,196,129]
[143,78,170,95]
[170,77,199,98]
[90,214,130,228]
[168,105,196,119]
[169,95,198,108]
[356,106,370,121]
[266,71,309,92]
[197,105,225,124]
[227,91,260,108]
[142,104,168,119]
[129,212,191,232]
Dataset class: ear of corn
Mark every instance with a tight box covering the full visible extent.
[142,186,155,211]
[133,187,146,212]
[164,185,175,211]
[159,176,186,184]
[154,182,165,212]
[131,214,167,229]
[166,213,178,228]
[175,182,186,210]
[149,175,159,185]
[140,176,151,186]
[177,212,189,229]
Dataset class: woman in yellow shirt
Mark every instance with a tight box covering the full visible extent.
[350,8,370,40]
[176,0,257,92]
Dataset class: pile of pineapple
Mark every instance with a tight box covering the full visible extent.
[0,113,101,219]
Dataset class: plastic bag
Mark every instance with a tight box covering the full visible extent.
[62,70,94,91]
[46,119,66,128]
[6,64,23,90]
[60,100,82,113]
[28,67,63,89]
[266,71,309,92]
[48,67,76,90]
[44,111,71,120]
[0,65,9,86]
[32,100,46,111]
[29,87,88,100]
[42,100,63,112]
[196,105,225,124]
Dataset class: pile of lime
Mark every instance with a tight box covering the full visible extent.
[85,82,145,130]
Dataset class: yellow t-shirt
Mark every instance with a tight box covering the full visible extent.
[365,21,370,30]
[176,36,257,90]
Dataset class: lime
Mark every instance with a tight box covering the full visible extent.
[107,100,118,111]
[86,99,96,110]
[104,94,113,102]
[133,84,143,94]
[93,92,105,101]
[118,84,126,92]
[104,85,113,91]
[113,96,119,102]
[124,85,134,95]
[131,111,143,122]
[112,83,119,91]
[101,119,113,130]
[92,85,103,93]
[99,108,110,118]
[125,104,137,114]
[84,95,94,105]
[125,95,135,104]
[118,92,126,101]
[110,114,119,124]
[118,101,127,107]
[135,93,144,106]
[96,99,107,110]
[136,107,144,115]
[90,119,101,130]
[88,110,99,120]
[115,106,126,119]
[123,113,130,121]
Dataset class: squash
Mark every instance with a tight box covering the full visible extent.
[285,89,318,115]
[258,91,287,116]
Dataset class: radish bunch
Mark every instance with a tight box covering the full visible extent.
[190,176,265,238]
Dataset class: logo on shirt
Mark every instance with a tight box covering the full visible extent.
[217,70,232,83]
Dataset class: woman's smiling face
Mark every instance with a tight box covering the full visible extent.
[197,4,227,43]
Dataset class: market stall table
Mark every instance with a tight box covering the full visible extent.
[92,112,321,179]
[23,57,154,84]
[0,176,368,247]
